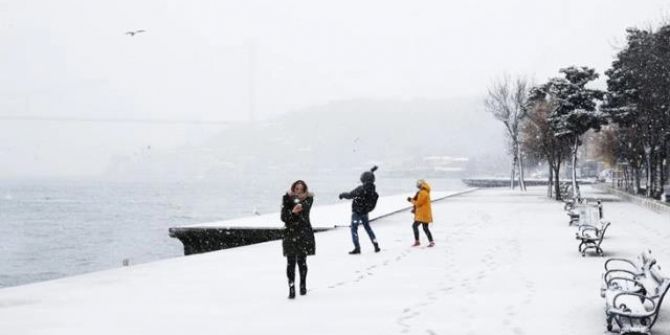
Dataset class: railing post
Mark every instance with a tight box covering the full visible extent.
[597,200,603,219]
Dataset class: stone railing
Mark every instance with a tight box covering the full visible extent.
[593,183,670,215]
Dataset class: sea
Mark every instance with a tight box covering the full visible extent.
[0,174,465,288]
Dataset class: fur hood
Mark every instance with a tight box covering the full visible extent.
[417,179,431,192]
[286,191,315,200]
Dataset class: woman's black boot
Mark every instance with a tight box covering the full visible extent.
[300,280,307,295]
[288,282,296,299]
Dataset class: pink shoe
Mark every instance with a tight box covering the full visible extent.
[428,241,435,248]
[411,241,420,247]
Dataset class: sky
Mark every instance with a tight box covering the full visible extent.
[0,0,669,177]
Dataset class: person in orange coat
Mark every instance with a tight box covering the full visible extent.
[407,179,434,247]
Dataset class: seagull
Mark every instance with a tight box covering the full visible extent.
[125,29,146,37]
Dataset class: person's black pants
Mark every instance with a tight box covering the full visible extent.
[286,255,307,284]
[412,221,433,242]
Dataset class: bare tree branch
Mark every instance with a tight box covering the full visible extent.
[484,75,530,190]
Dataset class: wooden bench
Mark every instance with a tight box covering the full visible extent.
[565,202,581,225]
[560,182,574,200]
[563,196,580,211]
[564,197,582,224]
[568,200,603,226]
[604,266,670,334]
[601,250,656,298]
[572,200,610,257]
[575,221,610,256]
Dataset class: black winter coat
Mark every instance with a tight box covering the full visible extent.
[340,182,376,215]
[281,193,316,256]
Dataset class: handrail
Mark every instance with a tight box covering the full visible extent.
[611,292,656,318]
[604,258,637,272]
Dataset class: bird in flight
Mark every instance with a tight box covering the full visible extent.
[125,29,146,37]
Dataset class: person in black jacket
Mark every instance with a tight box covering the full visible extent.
[280,180,316,299]
[339,166,380,254]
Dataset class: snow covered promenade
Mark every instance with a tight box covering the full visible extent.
[1,186,669,334]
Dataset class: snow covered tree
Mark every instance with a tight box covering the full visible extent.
[533,67,605,199]
[602,26,670,198]
[484,75,529,190]
[523,93,571,199]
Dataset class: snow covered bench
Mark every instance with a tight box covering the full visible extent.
[574,201,609,245]
[567,200,603,227]
[604,265,670,334]
[575,220,610,257]
[562,199,611,256]
[564,199,577,211]
[559,182,574,200]
[563,197,582,224]
[600,250,657,298]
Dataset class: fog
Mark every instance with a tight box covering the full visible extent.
[1,0,669,178]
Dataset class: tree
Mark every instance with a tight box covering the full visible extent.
[523,94,571,199]
[533,67,605,199]
[602,26,670,197]
[593,125,646,192]
[484,75,529,190]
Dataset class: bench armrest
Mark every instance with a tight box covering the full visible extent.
[578,224,599,231]
[606,276,645,293]
[611,292,656,317]
[604,258,637,272]
[576,226,598,239]
[604,269,640,283]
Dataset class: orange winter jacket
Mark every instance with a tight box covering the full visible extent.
[411,181,433,223]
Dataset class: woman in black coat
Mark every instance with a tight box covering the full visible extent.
[281,180,316,299]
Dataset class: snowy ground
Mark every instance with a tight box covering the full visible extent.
[1,186,669,335]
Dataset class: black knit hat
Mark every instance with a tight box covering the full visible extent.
[360,166,378,184]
